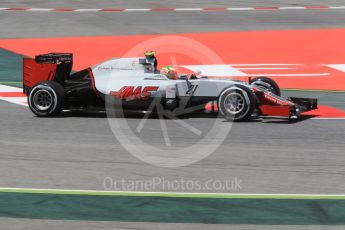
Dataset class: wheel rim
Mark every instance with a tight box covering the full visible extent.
[32,89,53,111]
[224,92,245,115]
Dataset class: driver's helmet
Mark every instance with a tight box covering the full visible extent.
[144,50,157,71]
[160,66,178,80]
[144,50,156,58]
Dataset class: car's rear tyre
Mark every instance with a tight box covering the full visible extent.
[217,84,256,122]
[28,81,65,117]
[251,77,281,96]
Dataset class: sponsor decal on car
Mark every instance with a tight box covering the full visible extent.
[110,86,159,101]
[263,92,293,106]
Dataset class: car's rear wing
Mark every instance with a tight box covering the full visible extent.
[35,53,72,64]
[23,53,73,95]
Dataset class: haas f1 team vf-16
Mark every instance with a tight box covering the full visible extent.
[23,52,317,121]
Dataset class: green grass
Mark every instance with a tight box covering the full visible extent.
[0,189,345,224]
[0,48,23,84]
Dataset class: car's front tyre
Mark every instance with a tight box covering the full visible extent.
[28,81,65,117]
[217,84,256,122]
[251,76,281,96]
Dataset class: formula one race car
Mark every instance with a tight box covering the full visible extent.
[23,52,317,121]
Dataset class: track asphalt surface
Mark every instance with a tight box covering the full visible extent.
[1,0,345,229]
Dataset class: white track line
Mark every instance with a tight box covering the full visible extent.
[0,97,27,106]
[311,117,345,120]
[0,6,345,12]
[182,64,247,77]
[230,64,303,66]
[330,6,345,9]
[247,73,329,77]
[237,67,296,70]
[325,64,345,73]
[0,84,22,92]
[279,7,306,10]
[29,8,53,11]
[0,84,27,106]
[1,187,345,198]
[174,8,203,11]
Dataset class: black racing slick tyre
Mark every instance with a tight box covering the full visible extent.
[28,81,65,117]
[251,76,281,96]
[217,84,256,122]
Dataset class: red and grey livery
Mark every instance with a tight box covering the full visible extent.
[23,53,317,121]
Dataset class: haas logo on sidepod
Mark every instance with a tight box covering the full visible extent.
[110,86,159,101]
